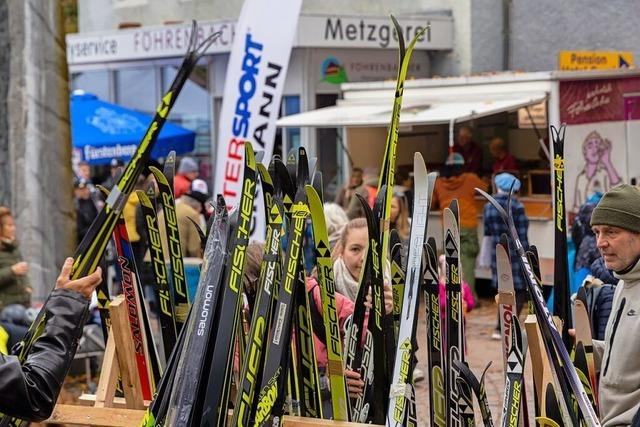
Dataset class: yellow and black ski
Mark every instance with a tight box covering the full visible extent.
[149,166,189,332]
[137,190,178,362]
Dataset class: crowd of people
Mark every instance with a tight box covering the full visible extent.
[1,136,639,423]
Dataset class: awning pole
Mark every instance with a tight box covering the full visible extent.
[525,105,551,162]
[449,119,455,152]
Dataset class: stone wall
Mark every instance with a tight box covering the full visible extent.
[0,1,75,302]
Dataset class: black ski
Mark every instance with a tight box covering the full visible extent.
[424,237,446,427]
[454,361,494,427]
[253,189,309,426]
[164,198,229,426]
[500,316,528,427]
[551,124,572,350]
[200,142,257,427]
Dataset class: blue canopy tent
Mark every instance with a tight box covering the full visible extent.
[70,91,196,165]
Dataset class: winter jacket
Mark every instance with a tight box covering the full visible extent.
[176,201,204,258]
[173,174,192,199]
[0,241,31,311]
[0,288,90,421]
[75,198,98,244]
[591,257,618,285]
[586,258,618,341]
[306,277,355,369]
[593,258,640,426]
[432,173,487,228]
[438,278,476,315]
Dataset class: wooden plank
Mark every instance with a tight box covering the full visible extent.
[45,404,145,426]
[78,394,150,408]
[282,416,383,426]
[524,314,548,410]
[94,331,119,408]
[109,295,145,409]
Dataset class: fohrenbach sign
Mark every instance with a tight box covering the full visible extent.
[66,15,453,65]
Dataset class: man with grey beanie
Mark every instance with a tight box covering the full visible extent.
[174,156,199,199]
[589,184,640,426]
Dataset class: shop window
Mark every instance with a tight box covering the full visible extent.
[162,64,211,158]
[115,67,157,115]
[71,70,110,101]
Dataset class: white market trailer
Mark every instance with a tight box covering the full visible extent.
[277,69,640,283]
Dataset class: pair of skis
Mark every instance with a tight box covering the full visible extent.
[386,153,435,426]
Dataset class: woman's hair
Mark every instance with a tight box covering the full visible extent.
[392,195,410,240]
[332,217,367,262]
[323,202,349,237]
[242,242,264,297]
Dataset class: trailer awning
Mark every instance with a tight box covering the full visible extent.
[277,92,548,128]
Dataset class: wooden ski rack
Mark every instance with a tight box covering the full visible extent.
[282,416,382,426]
[43,295,381,426]
[45,295,148,426]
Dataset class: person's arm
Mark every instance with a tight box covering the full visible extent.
[516,205,529,248]
[0,258,101,421]
[483,204,491,237]
[0,265,16,287]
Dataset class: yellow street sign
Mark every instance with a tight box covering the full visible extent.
[559,51,633,71]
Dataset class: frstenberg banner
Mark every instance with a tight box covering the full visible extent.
[213,0,302,239]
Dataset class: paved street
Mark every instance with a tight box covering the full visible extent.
[414,298,536,426]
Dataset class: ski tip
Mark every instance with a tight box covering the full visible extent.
[389,15,406,54]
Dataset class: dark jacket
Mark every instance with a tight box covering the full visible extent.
[0,288,89,421]
[0,240,31,310]
[589,257,618,341]
[75,198,98,244]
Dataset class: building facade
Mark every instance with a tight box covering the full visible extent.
[69,0,640,198]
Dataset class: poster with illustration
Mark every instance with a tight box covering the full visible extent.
[560,77,640,212]
[563,123,625,212]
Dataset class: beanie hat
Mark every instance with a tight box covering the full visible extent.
[178,157,198,174]
[445,152,465,166]
[590,184,640,233]
[494,172,521,192]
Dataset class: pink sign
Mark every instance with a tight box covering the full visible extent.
[560,77,640,124]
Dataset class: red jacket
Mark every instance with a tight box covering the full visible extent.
[306,277,355,368]
[173,174,192,199]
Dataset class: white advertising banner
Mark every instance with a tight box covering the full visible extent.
[213,0,302,238]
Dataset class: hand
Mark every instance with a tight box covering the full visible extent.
[345,369,364,398]
[55,257,102,299]
[11,262,28,276]
[384,283,394,315]
[600,139,613,166]
[568,328,575,338]
[364,284,395,315]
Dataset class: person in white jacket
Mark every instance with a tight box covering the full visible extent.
[590,184,640,426]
